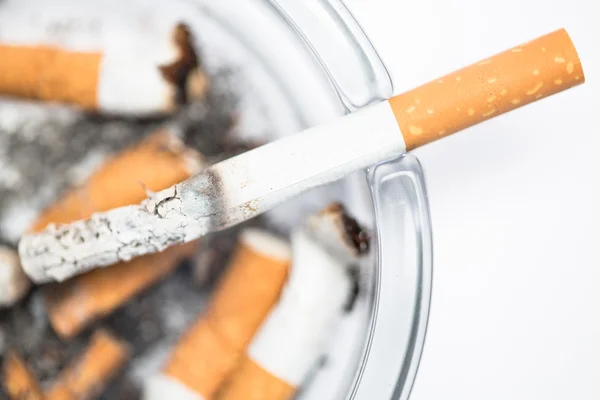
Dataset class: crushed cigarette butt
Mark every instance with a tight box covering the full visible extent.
[0,3,208,117]
[218,213,366,400]
[145,229,291,400]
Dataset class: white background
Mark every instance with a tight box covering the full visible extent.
[345,0,600,399]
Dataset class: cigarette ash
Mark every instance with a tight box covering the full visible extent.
[0,291,91,392]
[98,262,208,400]
[0,69,242,246]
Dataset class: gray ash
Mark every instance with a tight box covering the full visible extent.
[0,69,243,247]
[0,110,156,245]
[192,217,265,288]
[0,291,92,389]
[176,68,262,160]
[0,69,252,398]
[98,261,207,400]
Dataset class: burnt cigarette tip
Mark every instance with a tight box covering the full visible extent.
[319,202,371,256]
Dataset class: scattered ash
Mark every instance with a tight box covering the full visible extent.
[98,261,209,400]
[0,63,365,399]
[192,216,265,288]
[0,68,245,246]
[0,68,257,399]
[0,224,254,398]
[0,291,91,390]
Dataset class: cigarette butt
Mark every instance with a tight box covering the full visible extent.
[146,229,291,400]
[45,240,198,339]
[0,246,31,307]
[389,28,585,150]
[1,351,43,400]
[45,329,130,400]
[217,229,354,400]
[30,129,203,233]
[0,23,207,116]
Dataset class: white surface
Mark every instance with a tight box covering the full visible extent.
[345,0,600,399]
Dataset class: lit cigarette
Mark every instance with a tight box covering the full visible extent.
[19,29,585,275]
[23,129,203,283]
[0,246,30,307]
[144,229,291,400]
[217,205,368,400]
[45,329,130,400]
[1,351,43,400]
[29,129,204,336]
[0,16,207,116]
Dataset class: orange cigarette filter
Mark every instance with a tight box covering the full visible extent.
[1,351,44,400]
[216,357,295,400]
[390,28,584,150]
[45,329,130,400]
[153,229,291,399]
[31,129,203,232]
[34,129,203,337]
[0,44,101,110]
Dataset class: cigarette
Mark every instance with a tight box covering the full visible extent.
[45,329,130,400]
[19,29,585,275]
[45,241,198,339]
[217,206,368,400]
[0,19,207,116]
[144,229,291,400]
[24,129,204,283]
[0,246,30,307]
[1,351,43,400]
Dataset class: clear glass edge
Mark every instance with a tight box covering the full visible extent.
[218,2,430,398]
[348,154,433,400]
[264,0,394,111]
